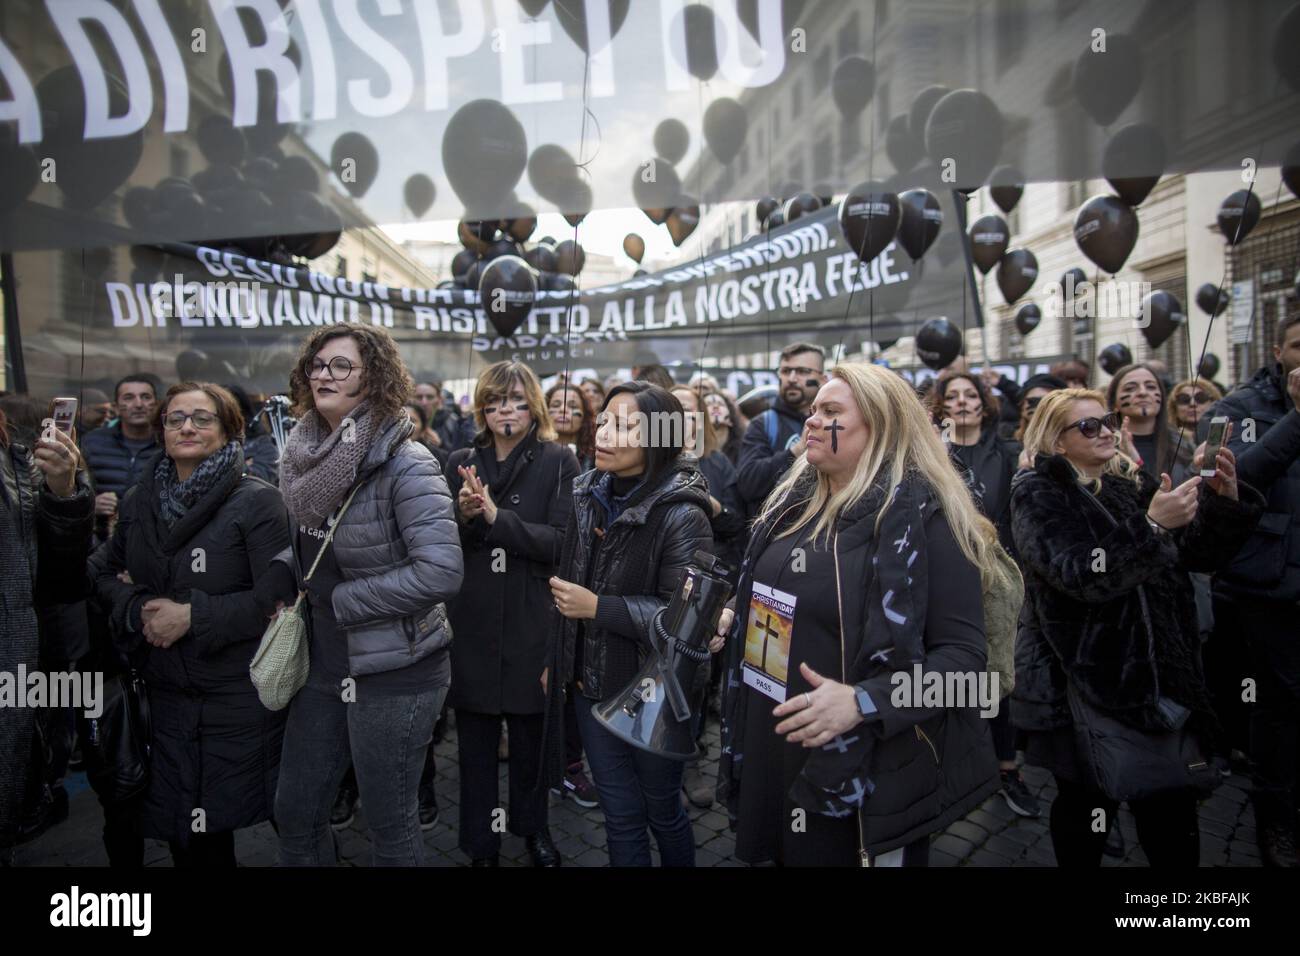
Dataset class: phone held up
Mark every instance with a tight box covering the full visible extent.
[48,397,79,439]
[1200,415,1230,479]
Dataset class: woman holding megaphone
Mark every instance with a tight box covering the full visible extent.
[716,363,1002,867]
[541,382,714,867]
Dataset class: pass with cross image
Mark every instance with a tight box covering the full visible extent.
[743,582,797,702]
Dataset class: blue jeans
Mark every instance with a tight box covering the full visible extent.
[275,681,445,866]
[573,694,695,867]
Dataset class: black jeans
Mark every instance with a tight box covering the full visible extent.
[455,709,547,860]
[1204,597,1254,757]
[276,681,446,866]
[1238,599,1300,824]
[1049,776,1200,866]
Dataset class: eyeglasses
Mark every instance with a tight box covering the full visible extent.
[163,410,219,431]
[308,356,356,381]
[1175,392,1212,406]
[1061,412,1122,439]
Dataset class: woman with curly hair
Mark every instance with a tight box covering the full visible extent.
[546,381,596,471]
[270,325,464,866]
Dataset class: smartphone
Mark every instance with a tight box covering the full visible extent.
[50,397,78,434]
[1200,415,1229,478]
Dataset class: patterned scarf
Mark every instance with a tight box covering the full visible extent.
[156,440,243,530]
[279,400,383,528]
[788,468,937,819]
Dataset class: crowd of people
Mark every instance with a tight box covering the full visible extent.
[1,314,1298,869]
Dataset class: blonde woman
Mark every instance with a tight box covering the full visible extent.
[1010,389,1263,867]
[716,363,1001,867]
[1167,377,1223,442]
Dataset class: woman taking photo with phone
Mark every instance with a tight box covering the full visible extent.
[1011,389,1263,866]
[541,382,713,867]
[89,383,291,866]
[272,325,463,867]
[446,361,579,867]
[716,363,1000,867]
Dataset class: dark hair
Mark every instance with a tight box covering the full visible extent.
[779,341,825,365]
[632,363,675,390]
[1013,374,1068,442]
[1106,363,1173,471]
[1049,359,1089,385]
[0,394,42,447]
[0,405,7,448]
[288,325,413,421]
[580,377,606,404]
[707,389,744,463]
[403,401,430,431]
[1278,313,1300,346]
[927,371,1000,427]
[601,381,687,487]
[159,382,245,443]
[547,381,596,465]
[114,375,157,403]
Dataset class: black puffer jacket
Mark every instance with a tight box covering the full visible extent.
[446,432,578,715]
[718,472,999,856]
[1202,364,1300,604]
[89,446,292,842]
[696,450,746,584]
[1009,454,1264,749]
[541,459,712,784]
[736,399,806,513]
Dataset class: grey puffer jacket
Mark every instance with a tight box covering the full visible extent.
[276,416,464,677]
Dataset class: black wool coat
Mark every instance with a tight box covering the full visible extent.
[1009,454,1264,754]
[89,447,292,842]
[446,436,579,715]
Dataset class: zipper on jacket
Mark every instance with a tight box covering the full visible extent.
[915,725,939,764]
[831,530,870,868]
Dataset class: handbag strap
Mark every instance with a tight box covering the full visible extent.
[302,481,364,585]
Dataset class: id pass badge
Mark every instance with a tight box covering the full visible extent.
[742,582,796,702]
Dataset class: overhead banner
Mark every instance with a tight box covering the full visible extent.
[15,205,963,397]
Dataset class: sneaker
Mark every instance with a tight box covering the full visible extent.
[999,769,1041,818]
[557,765,599,808]
[418,786,440,831]
[330,782,359,830]
[1103,824,1126,859]
[683,758,714,809]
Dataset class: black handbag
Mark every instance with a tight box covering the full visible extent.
[83,669,151,804]
[1067,491,1220,803]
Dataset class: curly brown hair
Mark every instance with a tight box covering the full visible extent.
[926,371,1000,427]
[288,326,413,422]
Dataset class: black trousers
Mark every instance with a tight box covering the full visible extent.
[1237,599,1300,824]
[455,710,547,859]
[1049,776,1199,866]
[1203,597,1254,757]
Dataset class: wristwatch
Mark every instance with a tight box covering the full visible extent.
[854,685,877,718]
[1146,515,1169,535]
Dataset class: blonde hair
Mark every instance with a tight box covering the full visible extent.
[756,362,992,579]
[671,384,719,457]
[1021,388,1141,488]
[1167,377,1223,423]
[473,361,557,442]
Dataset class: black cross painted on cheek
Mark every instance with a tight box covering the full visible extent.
[758,612,781,671]
[824,418,844,453]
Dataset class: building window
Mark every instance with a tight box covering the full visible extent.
[814,49,830,92]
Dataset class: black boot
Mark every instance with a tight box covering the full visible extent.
[526,829,561,867]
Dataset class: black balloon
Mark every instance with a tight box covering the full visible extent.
[831,56,875,119]
[479,254,538,338]
[121,186,155,229]
[465,259,483,291]
[1073,32,1141,127]
[916,317,963,370]
[909,86,950,152]
[632,159,683,224]
[560,179,593,227]
[451,248,479,280]
[765,208,785,230]
[330,131,378,199]
[703,98,748,164]
[149,180,208,241]
[812,184,834,209]
[1217,190,1261,245]
[678,4,721,81]
[1140,290,1186,349]
[36,67,143,210]
[1284,141,1300,199]
[969,215,1010,275]
[1098,343,1133,375]
[1074,195,1138,274]
[404,174,436,217]
[884,114,922,174]
[996,249,1039,305]
[756,197,781,228]
[783,192,822,223]
[517,0,549,16]
[924,89,1003,194]
[545,271,578,294]
[838,183,900,264]
[623,233,645,263]
[443,100,527,216]
[192,165,245,196]
[1061,267,1089,298]
[1103,123,1165,206]
[504,204,537,243]
[896,189,943,261]
[667,204,701,247]
[1198,353,1222,380]
[196,115,246,168]
[1015,303,1042,336]
[484,237,521,263]
[555,0,630,53]
[989,166,1024,214]
[523,244,557,274]
[555,239,585,276]
[737,0,806,41]
[654,119,690,165]
[280,191,341,259]
[1195,282,1230,317]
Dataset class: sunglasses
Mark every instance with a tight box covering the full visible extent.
[1061,412,1122,439]
[1175,392,1212,406]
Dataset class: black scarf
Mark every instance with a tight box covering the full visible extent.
[155,440,243,530]
[476,422,538,495]
[786,467,940,818]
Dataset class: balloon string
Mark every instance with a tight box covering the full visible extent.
[557,43,594,409]
[692,76,715,390]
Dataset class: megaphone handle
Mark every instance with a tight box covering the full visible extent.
[659,644,692,723]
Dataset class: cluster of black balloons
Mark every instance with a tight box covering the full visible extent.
[630,120,703,247]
